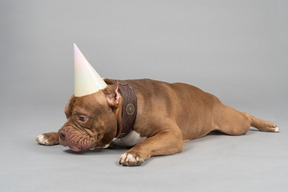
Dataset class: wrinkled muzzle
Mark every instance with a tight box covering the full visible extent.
[58,126,95,151]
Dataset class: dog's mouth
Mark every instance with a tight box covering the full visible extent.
[60,141,94,152]
[58,126,96,152]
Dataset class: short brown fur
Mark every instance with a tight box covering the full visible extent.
[36,79,278,166]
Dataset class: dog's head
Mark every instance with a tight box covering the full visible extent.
[58,80,122,151]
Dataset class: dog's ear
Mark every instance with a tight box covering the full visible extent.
[65,95,77,118]
[102,81,121,108]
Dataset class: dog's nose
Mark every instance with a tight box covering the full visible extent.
[59,129,66,140]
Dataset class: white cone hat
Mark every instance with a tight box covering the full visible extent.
[73,43,107,97]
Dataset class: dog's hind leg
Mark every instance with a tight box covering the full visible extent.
[213,105,279,136]
[213,105,251,136]
[242,112,279,133]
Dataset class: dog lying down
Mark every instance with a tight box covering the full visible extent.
[36,44,279,166]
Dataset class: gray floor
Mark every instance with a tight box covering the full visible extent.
[1,0,288,191]
[1,105,287,192]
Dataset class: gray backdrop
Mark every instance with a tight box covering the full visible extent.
[1,0,287,192]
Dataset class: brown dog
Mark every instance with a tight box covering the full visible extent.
[36,78,279,166]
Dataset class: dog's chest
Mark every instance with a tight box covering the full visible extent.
[113,130,146,147]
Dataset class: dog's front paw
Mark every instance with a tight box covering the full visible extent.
[36,132,59,146]
[118,152,145,166]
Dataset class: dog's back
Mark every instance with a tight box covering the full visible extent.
[127,79,279,141]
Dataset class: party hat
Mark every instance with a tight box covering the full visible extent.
[74,43,107,97]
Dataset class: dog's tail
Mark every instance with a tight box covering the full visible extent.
[242,112,279,132]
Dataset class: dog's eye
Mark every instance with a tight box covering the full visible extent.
[78,116,88,123]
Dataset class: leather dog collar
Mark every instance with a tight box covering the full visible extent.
[115,80,137,138]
